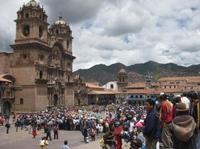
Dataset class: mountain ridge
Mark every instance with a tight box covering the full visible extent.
[74,61,200,85]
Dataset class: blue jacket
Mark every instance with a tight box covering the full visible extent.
[143,109,161,140]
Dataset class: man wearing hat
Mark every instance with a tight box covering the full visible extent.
[172,103,197,149]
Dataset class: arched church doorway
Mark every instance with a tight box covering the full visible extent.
[53,94,59,106]
[3,101,11,117]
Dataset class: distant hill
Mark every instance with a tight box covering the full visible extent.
[74,61,200,85]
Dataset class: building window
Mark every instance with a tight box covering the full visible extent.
[25,13,29,18]
[140,95,143,98]
[39,26,43,38]
[23,54,27,59]
[20,98,24,104]
[23,25,30,36]
[32,11,36,17]
[67,40,69,49]
[39,54,44,61]
[39,71,43,79]
[110,84,114,89]
[68,75,70,82]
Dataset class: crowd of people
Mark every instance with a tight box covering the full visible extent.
[98,91,200,149]
[0,91,200,149]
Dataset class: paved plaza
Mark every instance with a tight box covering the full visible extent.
[0,125,101,149]
[0,124,200,149]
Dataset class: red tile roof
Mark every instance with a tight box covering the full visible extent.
[127,82,146,88]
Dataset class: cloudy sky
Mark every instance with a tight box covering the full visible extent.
[1,0,200,70]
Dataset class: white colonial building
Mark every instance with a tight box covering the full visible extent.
[103,81,118,91]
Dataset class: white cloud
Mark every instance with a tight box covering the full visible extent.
[0,0,200,70]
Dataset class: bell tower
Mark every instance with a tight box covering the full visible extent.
[49,16,73,54]
[117,69,128,90]
[15,0,48,44]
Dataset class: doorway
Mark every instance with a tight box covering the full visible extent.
[3,101,11,117]
[53,94,59,106]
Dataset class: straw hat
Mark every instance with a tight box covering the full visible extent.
[176,103,188,112]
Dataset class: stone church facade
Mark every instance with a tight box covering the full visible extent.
[0,0,76,112]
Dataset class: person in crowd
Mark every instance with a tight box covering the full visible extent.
[53,123,59,139]
[159,93,173,149]
[46,125,52,141]
[39,137,49,149]
[102,130,115,149]
[193,97,200,148]
[190,92,200,144]
[32,125,37,138]
[172,102,197,149]
[82,124,89,143]
[113,121,123,149]
[5,118,10,134]
[61,140,70,149]
[143,98,161,149]
[130,138,143,149]
[90,126,96,141]
[15,118,20,132]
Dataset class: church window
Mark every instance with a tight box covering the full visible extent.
[39,71,43,79]
[39,26,43,38]
[23,25,30,36]
[39,54,44,61]
[43,14,46,21]
[20,98,24,104]
[67,40,69,49]
[67,62,71,67]
[21,12,24,18]
[67,75,70,82]
[32,11,36,17]
[25,13,29,18]
[23,54,27,59]
[56,29,59,34]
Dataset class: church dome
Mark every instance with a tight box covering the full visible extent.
[55,16,66,25]
[118,69,127,74]
[25,0,39,7]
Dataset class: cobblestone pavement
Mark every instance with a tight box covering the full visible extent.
[0,125,102,149]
